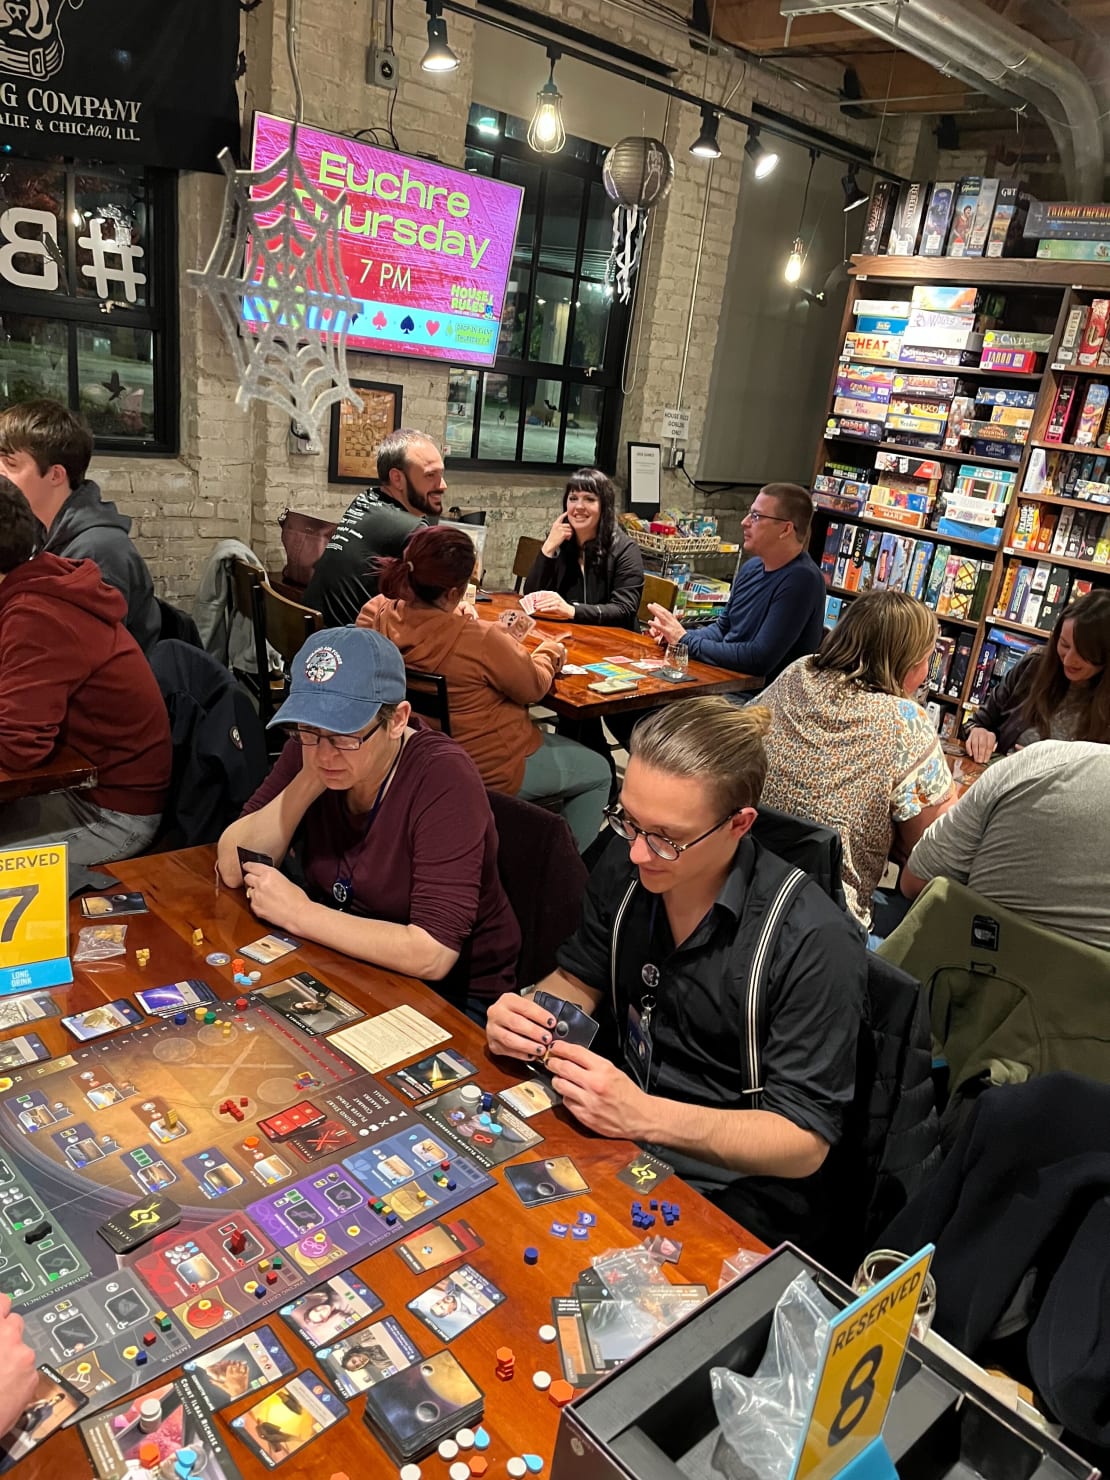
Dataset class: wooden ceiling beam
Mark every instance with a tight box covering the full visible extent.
[712,0,866,51]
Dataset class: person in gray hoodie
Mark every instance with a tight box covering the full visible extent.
[0,399,159,652]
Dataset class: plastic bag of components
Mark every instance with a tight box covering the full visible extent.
[710,1272,837,1480]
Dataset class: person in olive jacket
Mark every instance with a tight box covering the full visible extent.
[524,468,644,630]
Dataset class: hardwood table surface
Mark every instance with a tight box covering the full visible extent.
[0,745,97,804]
[941,740,987,797]
[477,592,759,717]
[11,845,763,1480]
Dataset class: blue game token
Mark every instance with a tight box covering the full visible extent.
[524,1457,544,1474]
[474,1428,490,1451]
[206,952,231,967]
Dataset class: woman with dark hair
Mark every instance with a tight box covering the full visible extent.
[357,525,611,852]
[965,590,1110,760]
[523,468,644,629]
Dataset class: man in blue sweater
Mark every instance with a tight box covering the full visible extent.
[648,482,825,684]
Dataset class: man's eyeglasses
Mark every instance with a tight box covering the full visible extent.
[604,805,738,862]
[745,510,792,526]
[290,719,383,752]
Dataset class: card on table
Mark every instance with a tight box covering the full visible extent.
[61,999,144,1042]
[0,1365,86,1473]
[0,1032,50,1068]
[362,1350,483,1463]
[406,1264,505,1342]
[279,1273,382,1350]
[615,1149,674,1193]
[0,993,60,1030]
[79,891,148,918]
[396,1218,484,1273]
[81,1376,241,1480]
[230,1373,347,1470]
[98,1194,181,1254]
[643,1233,683,1264]
[255,973,362,1035]
[239,932,299,965]
[550,1297,605,1388]
[386,1048,477,1100]
[184,1325,296,1411]
[133,978,217,1016]
[421,1086,543,1167]
[316,1316,421,1398]
[506,1155,590,1208]
[498,1077,559,1118]
[330,1005,451,1074]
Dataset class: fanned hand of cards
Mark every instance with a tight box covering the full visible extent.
[532,991,599,1076]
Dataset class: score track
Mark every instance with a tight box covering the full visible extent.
[0,1004,493,1417]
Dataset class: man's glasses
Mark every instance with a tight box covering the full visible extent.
[290,719,383,752]
[745,510,792,526]
[604,805,738,862]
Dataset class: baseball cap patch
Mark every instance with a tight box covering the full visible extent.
[304,646,342,683]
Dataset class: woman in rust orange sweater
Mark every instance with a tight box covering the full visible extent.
[357,526,610,852]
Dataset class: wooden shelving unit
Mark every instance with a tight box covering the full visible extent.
[811,255,1110,732]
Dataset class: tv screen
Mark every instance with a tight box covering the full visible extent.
[247,112,524,367]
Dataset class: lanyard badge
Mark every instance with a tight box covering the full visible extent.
[625,961,658,1090]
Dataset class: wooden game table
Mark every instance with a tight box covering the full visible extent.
[0,745,97,803]
[11,845,763,1480]
[941,741,988,798]
[476,592,759,718]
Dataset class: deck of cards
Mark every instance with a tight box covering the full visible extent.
[361,1349,484,1463]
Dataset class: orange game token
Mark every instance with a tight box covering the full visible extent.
[469,1460,488,1477]
[495,1346,514,1364]
[139,1441,160,1466]
[548,1379,575,1407]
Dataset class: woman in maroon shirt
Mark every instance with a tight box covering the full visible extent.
[217,626,520,1012]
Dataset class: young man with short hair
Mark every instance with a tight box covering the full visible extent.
[305,428,447,626]
[0,481,171,881]
[647,482,825,683]
[485,696,866,1247]
[0,399,159,652]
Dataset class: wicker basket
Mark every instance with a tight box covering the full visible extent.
[629,531,721,556]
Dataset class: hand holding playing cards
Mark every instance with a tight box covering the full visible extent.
[0,1295,39,1435]
[485,992,557,1061]
[242,863,308,933]
[546,1041,651,1141]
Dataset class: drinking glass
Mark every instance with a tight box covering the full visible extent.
[662,642,689,679]
[853,1248,937,1339]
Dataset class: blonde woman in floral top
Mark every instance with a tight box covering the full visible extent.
[759,590,956,931]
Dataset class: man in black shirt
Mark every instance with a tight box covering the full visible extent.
[304,428,446,626]
[485,697,866,1246]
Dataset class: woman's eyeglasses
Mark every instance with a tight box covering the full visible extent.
[603,805,738,862]
[289,720,383,752]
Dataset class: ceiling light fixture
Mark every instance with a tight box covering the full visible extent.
[744,128,779,180]
[690,105,721,160]
[528,47,566,153]
[841,163,868,212]
[421,0,458,73]
[784,149,817,285]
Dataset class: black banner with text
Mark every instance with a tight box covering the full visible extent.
[0,0,239,172]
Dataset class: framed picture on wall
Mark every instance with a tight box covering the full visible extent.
[328,380,404,484]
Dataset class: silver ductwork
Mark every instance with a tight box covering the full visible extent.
[781,0,1105,199]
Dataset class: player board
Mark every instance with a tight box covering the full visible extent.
[0,1003,493,1417]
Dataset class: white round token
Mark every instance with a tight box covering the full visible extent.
[400,1468,422,1480]
[459,1085,482,1104]
[248,970,262,982]
[532,1370,552,1391]
[455,1429,476,1450]
[438,1441,459,1461]
[450,1466,470,1480]
[538,1324,557,1343]
[508,1461,527,1479]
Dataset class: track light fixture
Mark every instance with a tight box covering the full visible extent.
[744,128,779,180]
[690,105,721,160]
[841,163,868,212]
[527,47,566,153]
[421,0,458,73]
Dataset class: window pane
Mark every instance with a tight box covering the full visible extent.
[522,379,563,463]
[498,267,529,358]
[468,105,502,142]
[446,368,479,460]
[584,181,614,280]
[498,158,539,252]
[0,314,68,405]
[571,281,613,370]
[77,324,154,440]
[538,172,584,273]
[530,271,573,363]
[0,159,66,298]
[564,384,604,466]
[74,169,150,308]
[465,146,494,178]
[477,374,521,460]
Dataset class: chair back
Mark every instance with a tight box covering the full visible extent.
[256,583,322,732]
[637,573,678,627]
[405,668,451,736]
[447,508,487,526]
[752,804,850,917]
[229,558,269,690]
[512,536,544,593]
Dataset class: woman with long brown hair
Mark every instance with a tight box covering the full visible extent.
[965,590,1110,761]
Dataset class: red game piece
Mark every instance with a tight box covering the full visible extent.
[141,1330,157,1347]
[235,997,248,1011]
[265,1271,278,1284]
[440,1160,451,1170]
[229,1230,247,1256]
[239,1097,248,1107]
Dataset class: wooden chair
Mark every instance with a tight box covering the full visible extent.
[229,558,269,704]
[512,535,544,593]
[405,668,451,736]
[257,582,323,730]
[637,573,678,627]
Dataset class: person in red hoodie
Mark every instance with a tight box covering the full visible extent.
[0,480,171,882]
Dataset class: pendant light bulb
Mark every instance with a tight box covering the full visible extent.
[528,51,566,154]
[784,237,804,284]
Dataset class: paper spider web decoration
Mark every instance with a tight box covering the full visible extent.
[189,140,361,451]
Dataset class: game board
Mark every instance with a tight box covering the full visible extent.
[0,1004,493,1417]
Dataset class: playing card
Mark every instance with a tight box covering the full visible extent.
[61,999,143,1041]
[498,1078,559,1118]
[406,1264,505,1342]
[184,1326,295,1411]
[616,1149,674,1192]
[396,1219,484,1273]
[0,1033,50,1068]
[505,1156,590,1208]
[98,1194,181,1253]
[316,1316,420,1398]
[362,1350,483,1462]
[237,846,275,870]
[0,1365,86,1472]
[134,979,217,1016]
[386,1049,477,1100]
[231,1373,348,1469]
[240,932,299,965]
[532,991,599,1053]
[79,892,148,917]
[279,1274,381,1350]
[255,974,362,1035]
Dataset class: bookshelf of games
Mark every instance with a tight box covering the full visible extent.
[810,255,1110,738]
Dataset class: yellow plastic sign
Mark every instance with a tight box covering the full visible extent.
[793,1247,934,1480]
[0,844,71,993]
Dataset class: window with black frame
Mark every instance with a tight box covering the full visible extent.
[0,157,178,454]
[446,105,629,471]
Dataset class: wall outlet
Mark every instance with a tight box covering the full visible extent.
[367,43,399,90]
[667,446,686,470]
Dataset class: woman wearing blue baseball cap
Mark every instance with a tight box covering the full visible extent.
[216,627,520,1010]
